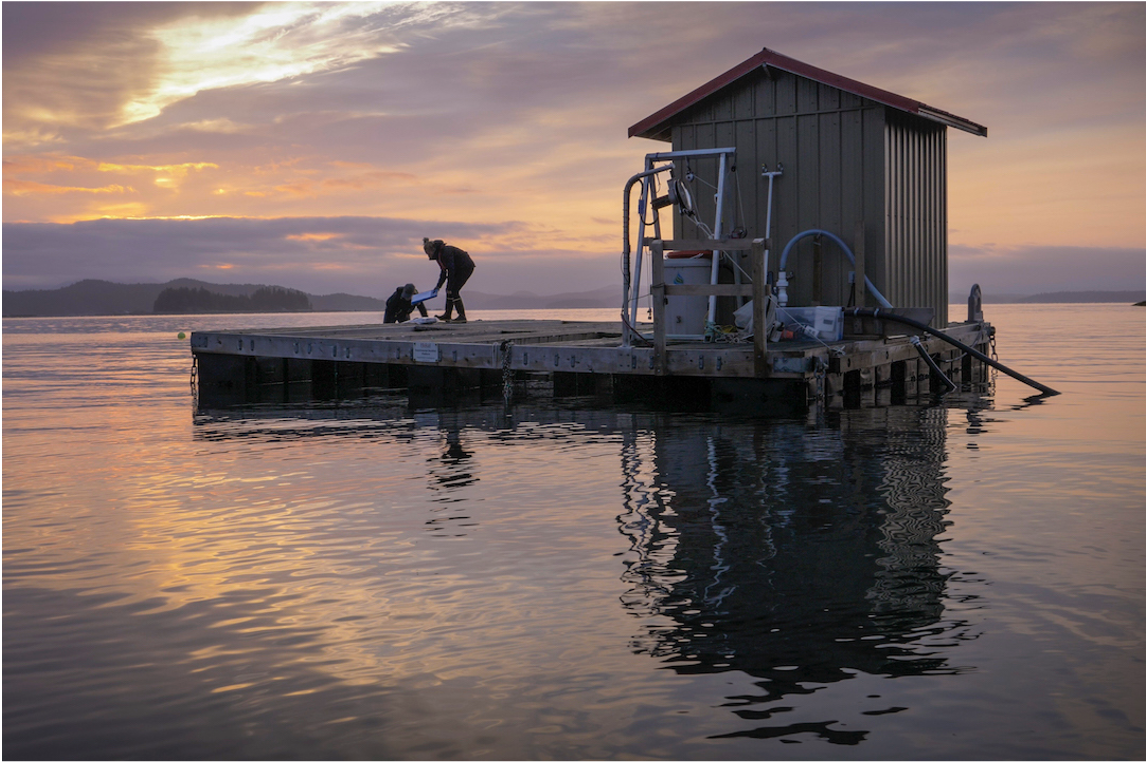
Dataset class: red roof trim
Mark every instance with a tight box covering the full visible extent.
[628,47,987,139]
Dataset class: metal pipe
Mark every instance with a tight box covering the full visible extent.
[621,164,674,345]
[646,147,737,161]
[707,152,728,325]
[631,165,654,329]
[846,307,1060,396]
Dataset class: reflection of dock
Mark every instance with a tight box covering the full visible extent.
[616,406,970,736]
[190,311,992,412]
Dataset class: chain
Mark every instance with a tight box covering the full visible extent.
[500,340,514,404]
[812,356,827,402]
[189,356,199,396]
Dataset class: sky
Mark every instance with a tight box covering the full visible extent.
[3,1,1144,299]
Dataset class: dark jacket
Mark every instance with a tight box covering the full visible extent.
[384,287,428,323]
[431,244,475,291]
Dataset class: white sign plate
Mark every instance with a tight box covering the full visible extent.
[412,342,440,363]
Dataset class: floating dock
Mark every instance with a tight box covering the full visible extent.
[190,312,994,413]
[191,238,999,413]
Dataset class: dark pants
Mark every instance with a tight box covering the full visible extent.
[445,264,474,302]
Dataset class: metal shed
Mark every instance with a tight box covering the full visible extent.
[629,47,987,328]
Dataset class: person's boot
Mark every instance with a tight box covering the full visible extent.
[436,298,454,322]
[452,298,467,324]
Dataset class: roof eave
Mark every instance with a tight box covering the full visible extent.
[628,47,988,140]
[916,105,988,137]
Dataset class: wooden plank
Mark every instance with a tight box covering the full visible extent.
[751,238,768,378]
[650,239,667,374]
[660,238,757,251]
[502,344,760,378]
[665,347,756,377]
[663,284,753,297]
[495,331,615,346]
[511,345,647,375]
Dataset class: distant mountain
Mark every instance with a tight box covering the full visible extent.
[1,279,373,317]
[950,290,1146,305]
[2,279,619,317]
[309,292,386,311]
[4,279,169,316]
[154,285,312,313]
[1012,290,1146,304]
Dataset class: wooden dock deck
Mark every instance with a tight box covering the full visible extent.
[190,315,994,412]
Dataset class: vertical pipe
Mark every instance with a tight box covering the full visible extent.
[629,158,653,328]
[812,236,823,306]
[708,153,728,324]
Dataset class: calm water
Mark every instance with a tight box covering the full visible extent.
[3,305,1144,760]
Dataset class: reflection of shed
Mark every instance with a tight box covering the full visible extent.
[629,47,986,327]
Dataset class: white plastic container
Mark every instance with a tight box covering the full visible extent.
[777,306,844,341]
[663,256,712,334]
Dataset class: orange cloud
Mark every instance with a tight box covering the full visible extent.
[97,161,219,177]
[4,179,134,197]
[3,155,94,174]
[321,170,418,190]
[286,233,343,242]
[273,183,318,198]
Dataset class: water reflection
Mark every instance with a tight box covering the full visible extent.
[429,411,477,492]
[616,406,975,744]
[190,398,982,746]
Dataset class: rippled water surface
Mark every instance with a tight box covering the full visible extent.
[4,305,1144,759]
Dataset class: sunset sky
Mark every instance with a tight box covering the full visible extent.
[3,1,1144,299]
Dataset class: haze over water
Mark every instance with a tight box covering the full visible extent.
[3,304,1143,760]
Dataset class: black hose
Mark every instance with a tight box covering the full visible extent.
[911,336,957,395]
[845,308,1060,397]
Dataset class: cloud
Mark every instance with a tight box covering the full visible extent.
[3,180,136,197]
[2,2,254,143]
[1,215,621,295]
[2,2,1143,299]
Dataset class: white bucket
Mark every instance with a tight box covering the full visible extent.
[664,256,712,334]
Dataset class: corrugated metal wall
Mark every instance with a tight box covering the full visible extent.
[884,114,948,326]
[665,67,949,326]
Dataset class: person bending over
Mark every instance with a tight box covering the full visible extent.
[423,237,475,323]
[384,283,429,324]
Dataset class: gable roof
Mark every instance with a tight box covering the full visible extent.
[629,47,988,140]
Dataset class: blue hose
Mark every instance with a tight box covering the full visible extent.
[778,229,892,309]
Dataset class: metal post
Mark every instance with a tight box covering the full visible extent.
[708,152,728,325]
[651,239,667,374]
[629,158,653,328]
